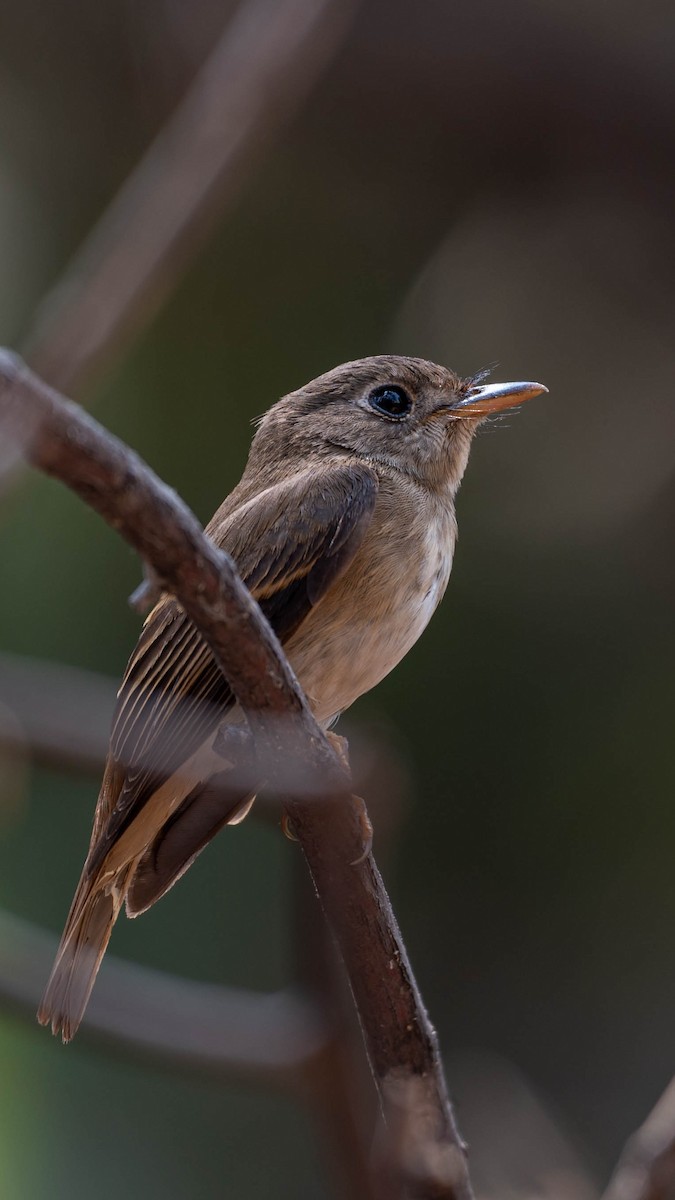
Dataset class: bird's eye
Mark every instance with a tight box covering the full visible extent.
[367,385,412,420]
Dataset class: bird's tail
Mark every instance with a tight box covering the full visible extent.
[38,739,258,1039]
[37,872,128,1043]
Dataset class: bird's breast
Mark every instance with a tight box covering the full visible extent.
[285,492,457,724]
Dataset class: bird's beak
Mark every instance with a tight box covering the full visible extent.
[452,380,548,417]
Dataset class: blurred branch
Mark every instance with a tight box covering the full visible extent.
[0,653,408,847]
[603,1077,675,1200]
[294,860,381,1200]
[0,701,31,827]
[0,352,473,1200]
[0,652,114,775]
[0,907,323,1083]
[448,1052,599,1200]
[0,441,23,490]
[21,0,358,398]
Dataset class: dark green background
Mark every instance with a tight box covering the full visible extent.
[1,1,674,1194]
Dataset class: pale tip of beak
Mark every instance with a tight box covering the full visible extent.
[454,380,548,417]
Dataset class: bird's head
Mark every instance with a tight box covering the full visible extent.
[249,355,547,493]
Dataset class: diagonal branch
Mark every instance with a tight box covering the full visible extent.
[0,653,408,840]
[22,0,358,398]
[603,1077,675,1200]
[0,351,473,1200]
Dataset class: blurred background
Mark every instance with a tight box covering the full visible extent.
[0,0,674,1195]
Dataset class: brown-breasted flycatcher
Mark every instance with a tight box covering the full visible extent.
[38,355,546,1040]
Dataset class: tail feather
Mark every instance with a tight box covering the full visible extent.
[38,745,260,1038]
[37,880,125,1043]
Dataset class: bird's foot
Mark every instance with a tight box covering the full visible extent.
[281,793,372,862]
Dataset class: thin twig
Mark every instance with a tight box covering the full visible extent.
[603,1077,675,1200]
[0,907,323,1083]
[0,352,473,1200]
[22,0,358,397]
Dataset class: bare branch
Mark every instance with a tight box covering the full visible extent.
[0,352,473,1200]
[0,907,323,1083]
[22,0,358,397]
[603,1078,675,1200]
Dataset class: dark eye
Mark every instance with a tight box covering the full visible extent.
[367,385,412,420]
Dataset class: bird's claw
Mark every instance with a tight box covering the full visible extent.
[282,796,372,863]
[281,811,299,842]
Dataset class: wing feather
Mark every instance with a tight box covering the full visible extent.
[87,463,377,870]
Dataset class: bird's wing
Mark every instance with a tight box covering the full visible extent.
[86,463,378,872]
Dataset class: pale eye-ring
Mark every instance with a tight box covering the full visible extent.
[367,385,412,420]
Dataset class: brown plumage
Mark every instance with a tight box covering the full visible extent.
[38,355,546,1041]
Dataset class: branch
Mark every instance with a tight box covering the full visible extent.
[0,652,115,774]
[22,0,358,398]
[0,352,473,1200]
[603,1078,675,1200]
[0,907,323,1083]
[0,652,409,848]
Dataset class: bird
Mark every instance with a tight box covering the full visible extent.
[37,354,546,1041]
